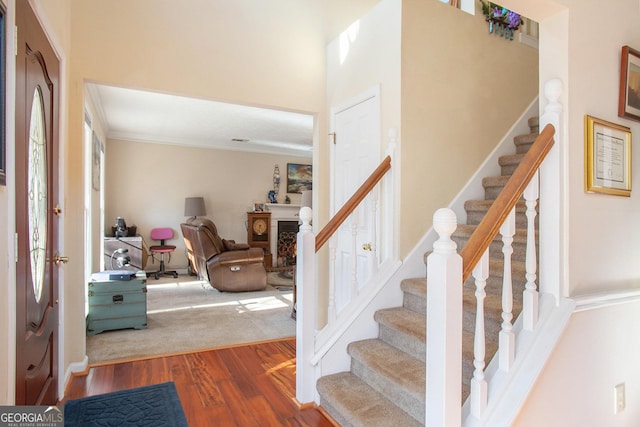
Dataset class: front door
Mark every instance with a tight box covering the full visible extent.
[331,90,380,312]
[15,1,61,405]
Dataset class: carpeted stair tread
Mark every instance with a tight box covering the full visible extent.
[317,372,423,427]
[514,133,537,153]
[483,175,512,200]
[349,339,425,421]
[375,307,426,361]
[499,153,526,175]
[375,307,425,342]
[483,175,511,185]
[401,278,427,313]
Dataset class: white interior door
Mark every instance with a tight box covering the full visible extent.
[331,90,380,312]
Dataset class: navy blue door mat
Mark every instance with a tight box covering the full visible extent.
[64,381,188,426]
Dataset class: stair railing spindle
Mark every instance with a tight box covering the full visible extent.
[328,243,337,322]
[523,170,539,331]
[369,190,379,278]
[499,208,516,372]
[350,220,359,299]
[470,250,489,418]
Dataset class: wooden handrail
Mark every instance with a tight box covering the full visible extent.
[460,124,555,282]
[315,155,392,252]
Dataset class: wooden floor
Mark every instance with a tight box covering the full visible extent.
[63,338,335,426]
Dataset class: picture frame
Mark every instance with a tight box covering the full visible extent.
[618,45,640,122]
[584,115,632,197]
[253,202,265,212]
[286,163,312,194]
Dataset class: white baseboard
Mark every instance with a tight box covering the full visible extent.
[61,355,89,400]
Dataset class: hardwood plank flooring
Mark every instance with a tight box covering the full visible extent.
[62,338,335,427]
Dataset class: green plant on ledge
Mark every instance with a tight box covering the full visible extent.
[479,1,522,40]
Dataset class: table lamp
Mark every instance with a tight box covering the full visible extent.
[184,197,206,220]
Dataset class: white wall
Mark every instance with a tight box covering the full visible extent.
[105,139,310,270]
[514,301,640,426]
[324,0,401,326]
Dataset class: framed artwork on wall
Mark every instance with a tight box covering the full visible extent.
[618,45,640,122]
[584,115,631,197]
[286,163,312,193]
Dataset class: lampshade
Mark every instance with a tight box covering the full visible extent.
[301,190,312,209]
[184,197,206,218]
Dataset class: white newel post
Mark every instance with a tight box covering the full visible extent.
[426,208,462,427]
[296,207,317,404]
[538,78,563,302]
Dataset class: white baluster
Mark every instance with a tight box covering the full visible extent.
[499,208,516,372]
[523,170,539,331]
[328,242,337,322]
[296,207,316,403]
[350,219,358,298]
[470,250,489,419]
[369,189,379,277]
[426,208,462,427]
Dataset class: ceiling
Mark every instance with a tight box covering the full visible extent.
[86,83,314,158]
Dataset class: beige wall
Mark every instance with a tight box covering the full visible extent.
[105,139,311,270]
[400,0,539,257]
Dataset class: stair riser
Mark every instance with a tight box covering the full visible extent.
[319,400,349,427]
[404,292,426,314]
[379,325,426,363]
[501,163,518,176]
[351,359,425,423]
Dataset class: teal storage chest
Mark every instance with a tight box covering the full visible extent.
[86,271,148,336]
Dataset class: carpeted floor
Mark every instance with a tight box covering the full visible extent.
[86,273,294,364]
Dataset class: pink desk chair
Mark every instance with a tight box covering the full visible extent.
[147,227,178,280]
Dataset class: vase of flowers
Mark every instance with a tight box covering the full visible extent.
[479,1,522,40]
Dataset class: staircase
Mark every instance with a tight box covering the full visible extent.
[316,117,540,426]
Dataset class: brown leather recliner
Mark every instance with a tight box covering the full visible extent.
[180,218,267,292]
